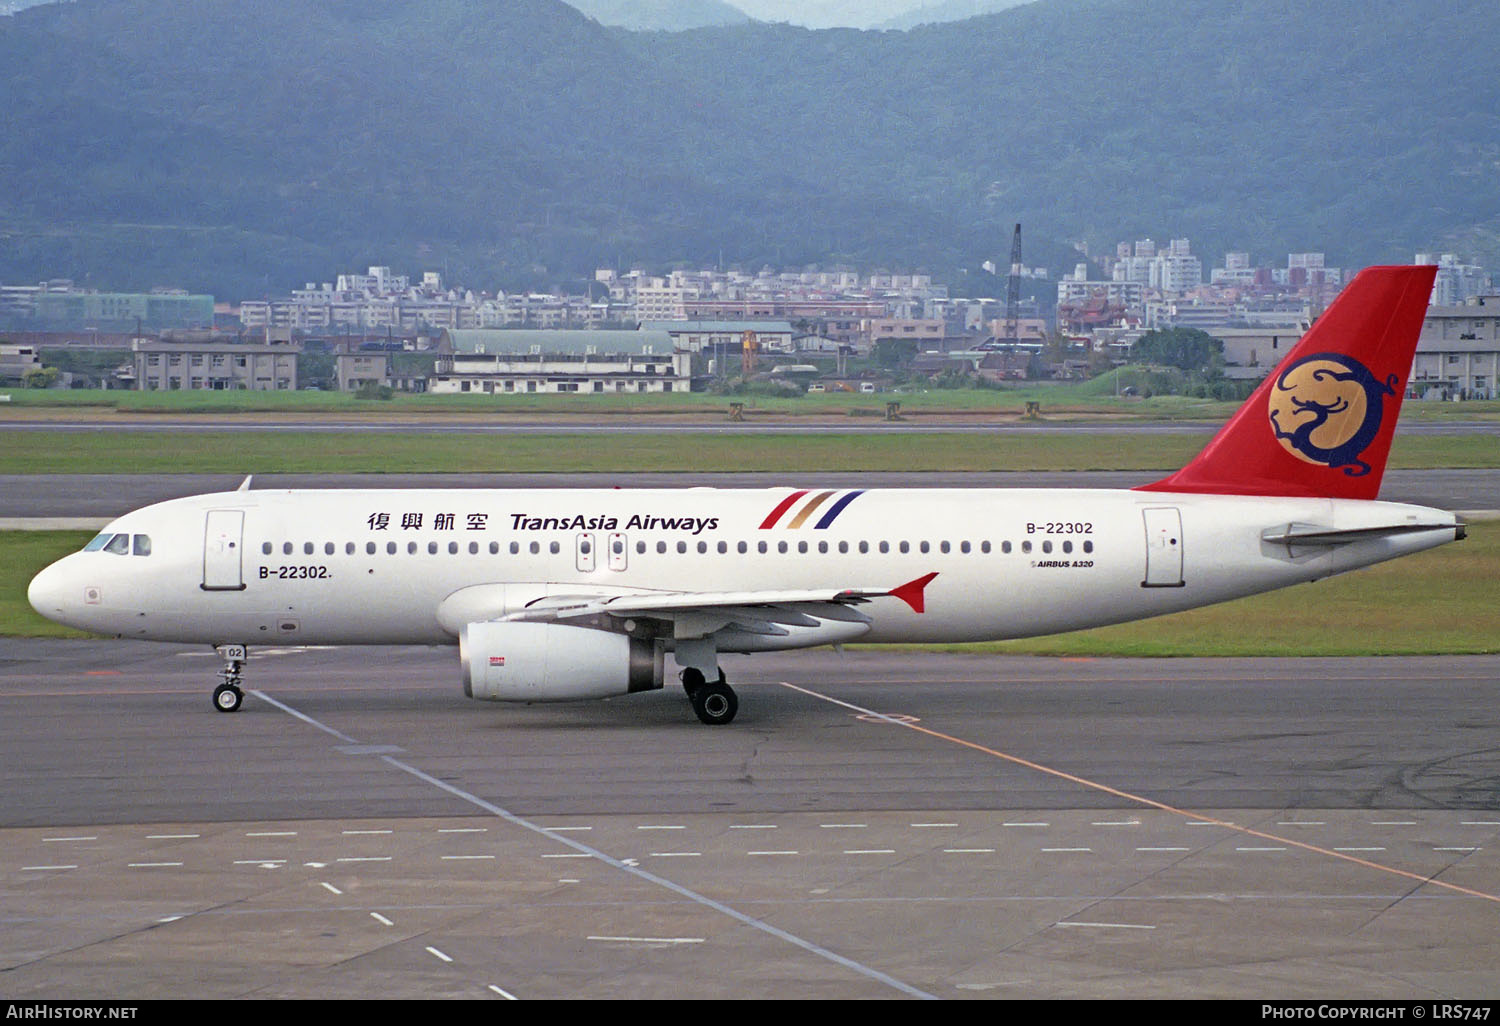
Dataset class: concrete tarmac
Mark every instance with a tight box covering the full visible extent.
[2,642,1497,999]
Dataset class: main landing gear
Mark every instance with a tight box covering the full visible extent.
[212,644,247,713]
[681,667,738,726]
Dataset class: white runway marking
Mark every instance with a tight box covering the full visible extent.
[252,691,942,1000]
[588,935,704,945]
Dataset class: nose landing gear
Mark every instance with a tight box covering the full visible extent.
[212,644,247,713]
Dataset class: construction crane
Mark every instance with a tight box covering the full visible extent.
[1003,222,1022,345]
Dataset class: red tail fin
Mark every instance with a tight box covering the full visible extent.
[1137,264,1436,500]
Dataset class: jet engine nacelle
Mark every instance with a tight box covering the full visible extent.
[461,622,663,702]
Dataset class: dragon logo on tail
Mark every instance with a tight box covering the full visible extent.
[1267,352,1397,477]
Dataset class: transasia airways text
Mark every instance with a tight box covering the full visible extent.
[509,513,721,534]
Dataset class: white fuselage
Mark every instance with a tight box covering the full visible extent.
[27,486,1461,649]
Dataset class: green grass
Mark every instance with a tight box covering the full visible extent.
[1,428,1497,475]
[1,531,94,638]
[5,524,1496,653]
[968,520,1500,656]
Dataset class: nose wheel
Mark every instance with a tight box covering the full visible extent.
[213,682,243,712]
[213,644,247,713]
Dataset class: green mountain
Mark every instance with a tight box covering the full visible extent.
[878,0,1031,32]
[1,0,1496,297]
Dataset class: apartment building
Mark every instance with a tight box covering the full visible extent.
[133,340,299,391]
[1412,295,1500,399]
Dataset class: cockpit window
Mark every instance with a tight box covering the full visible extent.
[103,533,131,555]
[132,535,152,556]
[83,533,112,552]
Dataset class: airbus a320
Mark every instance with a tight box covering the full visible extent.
[28,265,1461,724]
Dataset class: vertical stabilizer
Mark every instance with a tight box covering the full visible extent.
[1137,264,1436,499]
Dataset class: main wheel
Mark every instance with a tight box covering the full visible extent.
[690,679,738,726]
[212,683,243,713]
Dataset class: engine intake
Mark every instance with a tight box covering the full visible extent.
[462,622,663,702]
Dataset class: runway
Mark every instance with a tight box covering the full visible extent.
[2,642,1497,999]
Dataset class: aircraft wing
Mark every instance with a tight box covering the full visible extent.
[500,572,939,636]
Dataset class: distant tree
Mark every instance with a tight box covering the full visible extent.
[24,367,60,389]
[872,338,918,369]
[1129,328,1224,379]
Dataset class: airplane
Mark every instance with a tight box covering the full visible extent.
[27,264,1462,725]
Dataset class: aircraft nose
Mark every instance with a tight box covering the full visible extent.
[28,558,75,623]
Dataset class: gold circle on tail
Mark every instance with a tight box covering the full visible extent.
[1267,358,1369,466]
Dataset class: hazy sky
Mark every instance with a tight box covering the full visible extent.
[732,1,919,28]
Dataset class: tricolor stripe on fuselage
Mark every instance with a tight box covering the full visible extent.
[759,489,866,530]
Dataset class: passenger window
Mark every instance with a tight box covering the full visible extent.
[879,541,889,554]
[324,542,334,555]
[737,541,747,554]
[386,541,397,554]
[1021,541,1032,554]
[919,541,929,554]
[777,541,788,554]
[450,542,460,555]
[489,542,500,555]
[940,541,950,554]
[469,542,479,555]
[346,542,355,555]
[657,541,667,555]
[798,541,808,554]
[283,542,293,555]
[1083,541,1094,554]
[757,541,768,554]
[303,542,314,555]
[510,542,520,555]
[899,541,909,554]
[859,541,868,554]
[428,541,438,554]
[262,542,273,555]
[529,541,540,555]
[366,542,377,555]
[104,533,130,555]
[838,541,847,554]
[549,541,560,555]
[677,541,687,554]
[409,542,419,554]
[960,541,970,554]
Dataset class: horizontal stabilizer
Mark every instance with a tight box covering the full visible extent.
[1261,519,1463,557]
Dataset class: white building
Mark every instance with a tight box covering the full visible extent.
[431,329,690,395]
